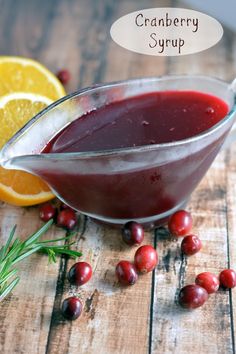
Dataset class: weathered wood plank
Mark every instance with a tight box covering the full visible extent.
[0,203,62,354]
[40,0,119,90]
[0,1,69,353]
[151,153,233,353]
[104,0,170,82]
[46,218,154,354]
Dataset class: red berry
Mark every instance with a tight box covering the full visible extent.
[122,221,144,246]
[181,234,202,256]
[57,69,71,85]
[57,209,77,230]
[61,296,82,320]
[179,284,208,309]
[168,210,193,237]
[195,272,219,294]
[115,260,138,285]
[219,269,236,288]
[39,202,56,222]
[68,261,92,286]
[134,245,158,273]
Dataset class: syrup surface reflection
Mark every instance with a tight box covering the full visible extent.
[43,91,228,153]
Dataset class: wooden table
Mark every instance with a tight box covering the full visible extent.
[0,1,236,353]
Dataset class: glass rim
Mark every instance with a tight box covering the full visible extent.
[1,74,236,163]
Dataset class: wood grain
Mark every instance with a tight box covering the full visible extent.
[0,0,236,353]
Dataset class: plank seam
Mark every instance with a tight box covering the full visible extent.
[225,149,236,354]
[45,216,88,353]
[149,230,158,354]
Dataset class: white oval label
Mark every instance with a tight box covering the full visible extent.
[110,8,223,56]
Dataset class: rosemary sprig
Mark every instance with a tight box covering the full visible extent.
[0,220,82,301]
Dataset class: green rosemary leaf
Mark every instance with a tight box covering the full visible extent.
[11,245,42,265]
[23,220,54,247]
[0,257,14,277]
[0,246,4,262]
[0,277,19,302]
[0,225,17,262]
[47,249,57,264]
[40,246,82,258]
[0,269,18,285]
[3,238,23,264]
[50,248,82,258]
[37,241,75,250]
[36,232,76,244]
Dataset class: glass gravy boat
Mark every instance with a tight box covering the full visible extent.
[0,76,236,227]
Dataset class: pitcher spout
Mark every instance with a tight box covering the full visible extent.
[0,92,88,172]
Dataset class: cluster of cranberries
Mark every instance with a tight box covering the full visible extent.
[178,268,236,309]
[168,210,236,309]
[168,210,202,256]
[61,260,93,320]
[39,202,236,318]
[39,201,77,230]
[116,221,158,285]
[61,221,158,320]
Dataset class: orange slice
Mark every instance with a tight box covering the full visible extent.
[0,92,55,206]
[0,56,65,100]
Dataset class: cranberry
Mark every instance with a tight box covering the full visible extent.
[39,202,56,222]
[195,272,219,294]
[219,269,236,288]
[134,245,158,273]
[61,296,82,320]
[122,221,144,246]
[57,69,71,85]
[68,261,92,286]
[168,210,193,237]
[57,209,77,230]
[181,234,202,256]
[179,284,208,309]
[115,261,138,285]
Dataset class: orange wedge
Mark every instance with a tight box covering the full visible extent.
[0,57,66,206]
[0,170,54,206]
[0,92,55,206]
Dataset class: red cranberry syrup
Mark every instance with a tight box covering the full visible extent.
[41,91,228,220]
